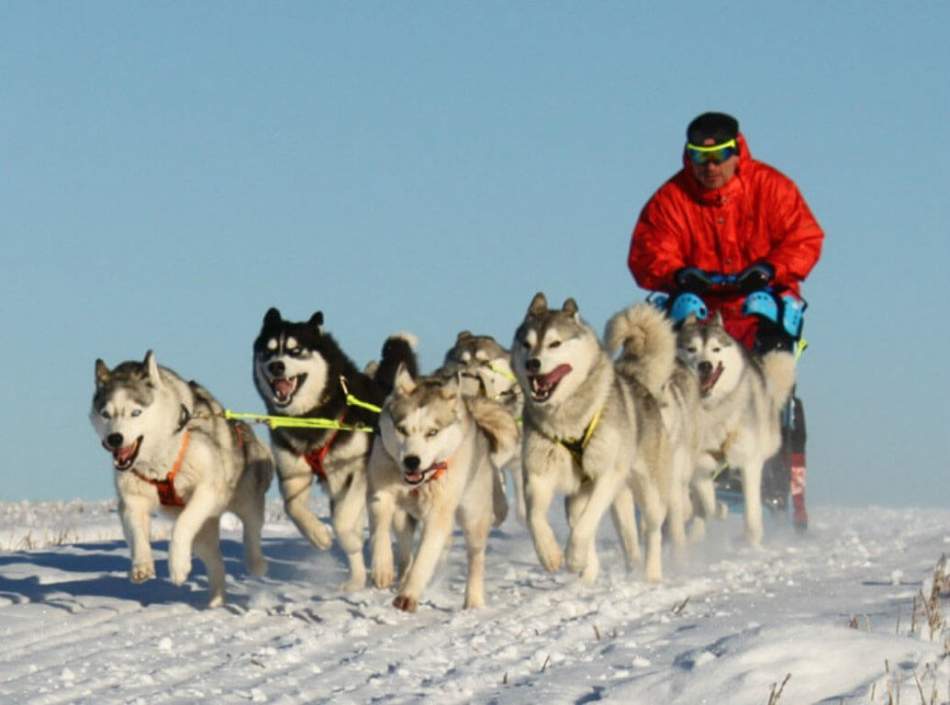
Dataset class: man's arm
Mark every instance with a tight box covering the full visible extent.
[627,190,691,292]
[763,175,824,288]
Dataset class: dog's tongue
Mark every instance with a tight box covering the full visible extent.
[274,378,295,399]
[700,363,724,394]
[539,364,572,388]
[114,444,137,465]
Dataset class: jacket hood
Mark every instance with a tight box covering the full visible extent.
[681,133,751,204]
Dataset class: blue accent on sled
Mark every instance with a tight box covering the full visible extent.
[668,292,708,323]
[742,289,807,338]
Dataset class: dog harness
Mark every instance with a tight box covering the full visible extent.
[542,407,603,466]
[301,416,346,481]
[133,430,190,507]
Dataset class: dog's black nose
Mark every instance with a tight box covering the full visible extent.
[106,433,124,449]
[525,358,541,373]
[697,361,713,376]
[268,361,285,377]
[403,455,421,472]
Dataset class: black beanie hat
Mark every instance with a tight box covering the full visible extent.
[687,112,739,145]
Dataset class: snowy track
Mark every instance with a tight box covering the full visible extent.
[1,502,948,704]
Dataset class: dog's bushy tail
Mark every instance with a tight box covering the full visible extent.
[466,396,520,527]
[373,332,419,397]
[760,351,796,414]
[605,303,676,397]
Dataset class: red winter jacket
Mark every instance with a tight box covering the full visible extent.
[628,134,823,343]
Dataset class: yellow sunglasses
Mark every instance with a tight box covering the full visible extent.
[686,139,738,165]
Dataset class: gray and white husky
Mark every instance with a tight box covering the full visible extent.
[368,367,518,612]
[90,352,273,606]
[252,308,416,591]
[676,313,796,545]
[442,331,526,521]
[512,293,674,583]
[606,303,703,551]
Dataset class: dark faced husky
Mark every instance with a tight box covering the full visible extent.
[367,367,518,612]
[676,313,796,545]
[512,293,675,583]
[253,308,416,591]
[90,352,274,607]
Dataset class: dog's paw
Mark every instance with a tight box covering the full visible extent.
[130,562,156,583]
[207,592,226,609]
[463,593,485,610]
[565,537,589,574]
[341,574,366,593]
[371,562,394,590]
[537,543,563,573]
[392,594,418,612]
[306,523,334,551]
[168,551,192,586]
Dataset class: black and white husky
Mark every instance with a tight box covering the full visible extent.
[253,308,416,591]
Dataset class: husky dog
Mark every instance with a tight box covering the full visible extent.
[606,304,703,550]
[253,308,416,591]
[676,312,796,545]
[368,368,518,612]
[90,352,273,607]
[512,293,674,583]
[442,331,526,521]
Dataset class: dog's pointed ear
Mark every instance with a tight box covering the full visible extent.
[95,359,111,388]
[440,374,460,400]
[456,330,472,343]
[263,307,282,329]
[684,313,697,326]
[562,297,578,316]
[144,350,162,386]
[712,310,724,327]
[529,292,548,317]
[394,362,416,395]
[309,311,324,331]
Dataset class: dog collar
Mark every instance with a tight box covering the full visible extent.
[133,430,190,507]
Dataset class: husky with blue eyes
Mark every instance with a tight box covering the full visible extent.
[252,307,417,591]
[90,351,273,607]
[367,367,518,612]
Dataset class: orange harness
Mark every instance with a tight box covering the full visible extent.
[134,431,190,507]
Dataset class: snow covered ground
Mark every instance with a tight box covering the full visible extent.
[1,496,948,705]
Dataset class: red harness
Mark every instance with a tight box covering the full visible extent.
[134,431,190,507]
[301,423,344,481]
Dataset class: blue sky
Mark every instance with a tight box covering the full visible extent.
[1,2,947,505]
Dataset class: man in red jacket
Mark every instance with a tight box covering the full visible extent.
[628,111,823,529]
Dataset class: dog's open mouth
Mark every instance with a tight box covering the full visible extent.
[104,436,143,471]
[699,362,724,395]
[270,374,306,405]
[403,461,447,487]
[528,364,572,402]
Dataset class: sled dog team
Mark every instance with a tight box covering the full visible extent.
[89,293,796,611]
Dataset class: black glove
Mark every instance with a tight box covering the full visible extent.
[736,262,775,293]
[674,267,715,293]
